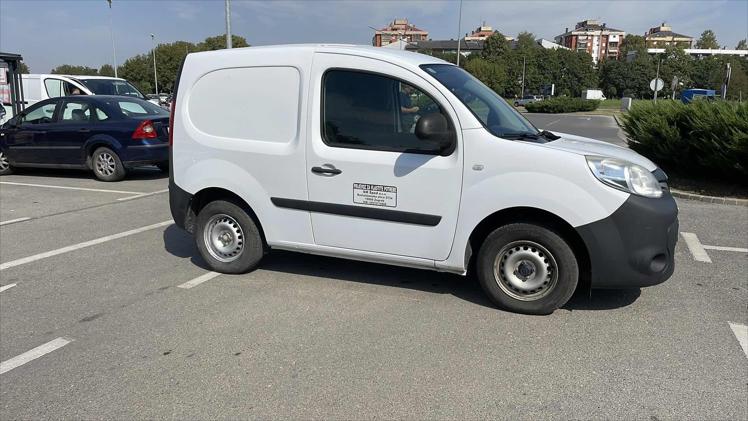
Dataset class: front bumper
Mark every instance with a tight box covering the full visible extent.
[576,192,679,288]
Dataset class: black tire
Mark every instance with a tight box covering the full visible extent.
[514,102,520,107]
[0,151,13,175]
[476,223,578,315]
[195,199,265,274]
[91,147,126,181]
[156,161,169,173]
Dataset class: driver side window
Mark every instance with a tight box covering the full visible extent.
[22,102,57,125]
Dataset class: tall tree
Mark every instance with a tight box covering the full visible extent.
[696,30,719,49]
[19,62,30,73]
[98,64,116,77]
[197,35,250,51]
[736,39,747,50]
[50,64,99,75]
[481,33,510,61]
[515,31,536,50]
[620,34,646,58]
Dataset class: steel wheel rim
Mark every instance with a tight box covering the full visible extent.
[96,152,116,176]
[203,214,244,263]
[493,240,559,301]
[0,152,8,171]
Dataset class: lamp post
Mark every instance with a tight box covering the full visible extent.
[151,34,159,96]
[456,0,463,66]
[225,0,232,49]
[107,0,118,77]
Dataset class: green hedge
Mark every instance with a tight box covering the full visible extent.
[621,101,748,179]
[524,98,600,113]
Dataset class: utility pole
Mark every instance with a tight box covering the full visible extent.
[225,0,232,49]
[653,56,661,103]
[151,34,159,95]
[107,0,118,77]
[455,0,463,66]
[722,62,732,100]
[520,56,526,98]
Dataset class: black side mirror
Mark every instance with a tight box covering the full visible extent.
[415,113,454,154]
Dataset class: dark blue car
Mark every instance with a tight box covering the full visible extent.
[0,95,169,181]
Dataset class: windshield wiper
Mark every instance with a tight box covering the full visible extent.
[501,131,542,141]
[539,130,561,140]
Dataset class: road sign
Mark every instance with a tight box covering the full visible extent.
[650,78,664,92]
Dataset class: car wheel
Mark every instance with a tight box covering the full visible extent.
[195,200,265,274]
[476,223,578,315]
[92,147,126,181]
[514,102,520,107]
[156,161,169,173]
[0,151,13,175]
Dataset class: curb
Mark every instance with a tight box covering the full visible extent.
[670,189,748,206]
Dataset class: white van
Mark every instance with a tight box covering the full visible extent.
[21,74,152,105]
[169,45,678,314]
[582,89,607,100]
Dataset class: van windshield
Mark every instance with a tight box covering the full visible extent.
[420,64,541,140]
[76,78,147,100]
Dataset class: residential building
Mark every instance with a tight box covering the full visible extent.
[555,19,625,64]
[372,18,428,47]
[464,23,514,41]
[645,23,693,48]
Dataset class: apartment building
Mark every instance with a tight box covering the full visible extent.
[464,24,514,41]
[372,19,428,47]
[555,19,625,64]
[644,23,694,48]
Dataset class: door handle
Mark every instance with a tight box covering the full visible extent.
[78,128,91,133]
[311,165,342,175]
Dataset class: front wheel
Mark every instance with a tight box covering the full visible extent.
[92,147,126,181]
[476,223,579,315]
[195,200,265,274]
[0,151,13,175]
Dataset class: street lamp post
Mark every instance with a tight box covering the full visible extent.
[107,0,118,77]
[225,0,232,49]
[455,0,463,66]
[150,34,159,96]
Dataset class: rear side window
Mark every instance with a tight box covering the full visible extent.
[322,69,454,154]
[102,99,167,117]
[187,66,300,143]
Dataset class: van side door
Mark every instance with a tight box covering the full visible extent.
[299,53,463,261]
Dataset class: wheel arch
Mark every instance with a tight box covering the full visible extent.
[84,136,122,168]
[467,206,591,291]
[187,187,267,247]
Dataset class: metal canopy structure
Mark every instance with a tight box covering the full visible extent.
[0,51,26,117]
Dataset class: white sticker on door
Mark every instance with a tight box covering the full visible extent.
[353,183,397,208]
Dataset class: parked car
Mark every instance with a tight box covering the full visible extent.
[581,89,607,100]
[169,45,677,315]
[514,95,543,106]
[21,74,157,106]
[0,95,169,181]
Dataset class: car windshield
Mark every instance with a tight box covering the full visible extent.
[420,64,539,139]
[77,78,147,100]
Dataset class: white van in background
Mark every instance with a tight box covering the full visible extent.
[21,74,154,106]
[169,45,678,315]
[581,89,607,100]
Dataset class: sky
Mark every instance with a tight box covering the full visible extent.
[1,0,747,73]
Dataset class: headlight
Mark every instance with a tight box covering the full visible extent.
[586,156,663,198]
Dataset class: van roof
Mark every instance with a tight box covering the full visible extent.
[188,44,452,68]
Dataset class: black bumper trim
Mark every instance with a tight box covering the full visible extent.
[576,193,679,289]
[169,181,193,232]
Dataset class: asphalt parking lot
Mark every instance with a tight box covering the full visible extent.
[1,115,747,419]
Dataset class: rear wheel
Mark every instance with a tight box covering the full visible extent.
[92,147,126,182]
[476,223,578,315]
[195,200,265,274]
[0,151,12,175]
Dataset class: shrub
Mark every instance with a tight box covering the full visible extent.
[622,101,748,179]
[524,97,600,113]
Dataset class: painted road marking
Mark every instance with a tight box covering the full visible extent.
[0,181,142,195]
[681,232,712,263]
[703,245,748,253]
[0,220,173,271]
[0,217,30,226]
[728,322,748,358]
[0,337,73,375]
[178,272,221,289]
[117,188,169,201]
[0,283,17,293]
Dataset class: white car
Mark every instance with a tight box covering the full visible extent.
[168,45,678,314]
[21,74,156,106]
[514,95,543,107]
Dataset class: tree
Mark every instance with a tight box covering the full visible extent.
[197,35,249,51]
[620,34,646,58]
[98,64,115,77]
[696,30,719,49]
[19,62,30,73]
[464,57,507,94]
[515,31,536,50]
[50,64,99,75]
[481,33,510,60]
[736,39,747,50]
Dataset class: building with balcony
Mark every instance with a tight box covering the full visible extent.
[555,19,625,64]
[372,19,428,47]
[464,24,514,41]
[644,23,694,49]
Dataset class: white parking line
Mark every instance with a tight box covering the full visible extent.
[680,232,712,263]
[0,217,30,226]
[178,272,221,289]
[0,283,17,293]
[728,322,748,358]
[703,245,748,253]
[0,220,173,271]
[0,337,73,375]
[0,181,142,195]
[117,189,169,201]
